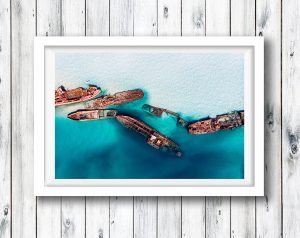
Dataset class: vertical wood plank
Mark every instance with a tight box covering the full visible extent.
[133,1,158,237]
[182,197,205,238]
[282,0,300,237]
[86,197,109,238]
[62,197,85,238]
[205,1,231,237]
[61,1,86,238]
[157,197,181,238]
[86,0,109,36]
[182,0,205,36]
[133,0,157,36]
[62,0,86,36]
[157,1,182,238]
[0,0,11,237]
[110,0,133,36]
[230,1,256,238]
[110,197,133,238]
[36,1,62,237]
[134,197,157,238]
[157,0,181,35]
[11,0,36,236]
[256,0,282,237]
[206,0,230,36]
[181,1,206,237]
[109,2,134,238]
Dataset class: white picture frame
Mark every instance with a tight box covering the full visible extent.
[34,37,264,196]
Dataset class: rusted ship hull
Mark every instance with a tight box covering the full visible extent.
[116,115,182,157]
[68,109,117,121]
[89,89,144,108]
[188,111,244,135]
[55,85,101,107]
[142,104,188,127]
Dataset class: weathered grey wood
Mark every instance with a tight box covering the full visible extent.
[205,1,231,237]
[282,0,300,237]
[61,1,86,238]
[110,197,133,238]
[134,197,157,238]
[182,0,205,35]
[157,197,181,238]
[157,0,181,35]
[134,0,157,36]
[133,1,158,237]
[11,0,36,237]
[0,0,11,237]
[110,0,133,36]
[182,197,205,238]
[62,0,86,36]
[62,197,85,238]
[256,0,282,237]
[206,198,230,238]
[206,0,230,36]
[86,197,109,238]
[230,1,256,237]
[37,197,61,238]
[181,1,206,237]
[36,1,62,237]
[86,0,109,36]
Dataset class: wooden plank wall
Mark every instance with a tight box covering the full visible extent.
[0,0,295,237]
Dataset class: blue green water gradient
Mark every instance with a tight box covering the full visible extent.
[55,52,244,179]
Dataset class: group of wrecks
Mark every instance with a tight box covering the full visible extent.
[55,85,244,158]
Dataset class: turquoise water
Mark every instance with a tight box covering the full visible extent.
[55,52,244,179]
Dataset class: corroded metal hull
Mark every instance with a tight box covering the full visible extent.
[188,111,244,135]
[88,89,144,108]
[68,109,117,121]
[116,115,182,157]
[55,85,101,106]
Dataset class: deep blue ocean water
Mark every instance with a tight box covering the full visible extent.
[55,52,244,179]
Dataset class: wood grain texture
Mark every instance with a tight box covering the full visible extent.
[11,0,36,237]
[86,0,109,36]
[282,0,300,237]
[182,197,205,238]
[61,197,85,238]
[182,0,205,35]
[157,0,181,35]
[36,1,62,237]
[110,197,133,238]
[256,0,282,237]
[0,0,10,237]
[157,197,181,238]
[205,1,231,237]
[134,0,157,36]
[110,0,133,36]
[86,197,109,238]
[134,197,157,238]
[230,1,256,237]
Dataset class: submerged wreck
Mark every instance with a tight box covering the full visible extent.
[67,109,117,121]
[55,85,101,106]
[116,115,182,157]
[188,111,244,135]
[88,89,144,108]
[142,104,188,127]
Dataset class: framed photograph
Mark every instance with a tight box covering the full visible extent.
[34,37,264,196]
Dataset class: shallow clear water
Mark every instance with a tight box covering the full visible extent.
[55,52,244,179]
